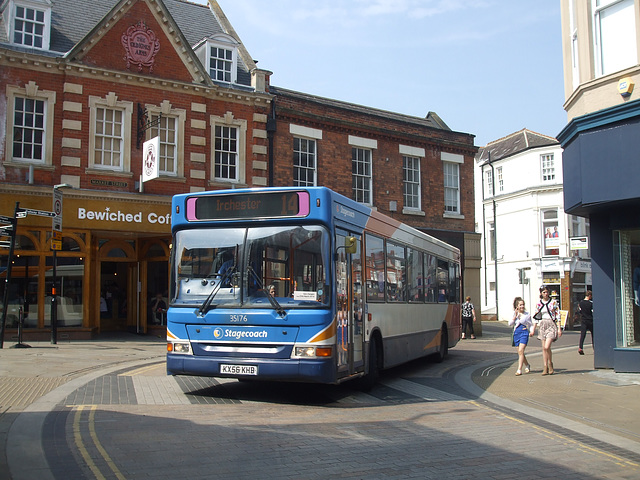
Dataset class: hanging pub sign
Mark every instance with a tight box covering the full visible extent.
[121,21,160,73]
[142,136,160,183]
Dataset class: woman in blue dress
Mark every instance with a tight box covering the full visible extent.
[509,297,534,376]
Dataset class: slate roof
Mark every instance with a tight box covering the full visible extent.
[476,128,559,164]
[0,0,252,86]
[270,85,455,133]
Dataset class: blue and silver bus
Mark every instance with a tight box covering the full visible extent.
[167,187,461,386]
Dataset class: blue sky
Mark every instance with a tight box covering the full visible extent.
[200,0,567,147]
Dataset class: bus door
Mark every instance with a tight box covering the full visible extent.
[335,231,364,376]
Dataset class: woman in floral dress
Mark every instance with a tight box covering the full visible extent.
[531,287,562,375]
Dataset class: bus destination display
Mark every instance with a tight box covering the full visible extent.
[187,191,310,221]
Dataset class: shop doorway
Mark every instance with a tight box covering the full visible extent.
[98,238,137,333]
[100,261,137,332]
[97,238,169,334]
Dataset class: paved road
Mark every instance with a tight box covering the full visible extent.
[2,324,640,479]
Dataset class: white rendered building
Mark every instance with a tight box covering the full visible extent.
[475,129,591,325]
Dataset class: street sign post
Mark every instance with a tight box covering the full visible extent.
[17,208,56,217]
[50,184,71,345]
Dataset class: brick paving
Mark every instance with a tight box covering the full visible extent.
[1,326,639,479]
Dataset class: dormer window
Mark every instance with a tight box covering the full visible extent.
[194,33,239,85]
[210,45,234,83]
[4,0,51,50]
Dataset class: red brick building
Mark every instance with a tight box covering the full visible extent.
[0,0,479,340]
[269,88,480,325]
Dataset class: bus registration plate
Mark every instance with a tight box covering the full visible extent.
[220,364,258,375]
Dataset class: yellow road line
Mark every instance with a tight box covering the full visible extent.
[87,406,127,480]
[72,405,127,480]
[73,406,106,480]
[469,400,639,469]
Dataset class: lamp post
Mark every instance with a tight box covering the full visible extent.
[51,184,72,345]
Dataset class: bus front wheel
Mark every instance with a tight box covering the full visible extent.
[358,339,379,391]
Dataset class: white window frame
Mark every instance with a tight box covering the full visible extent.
[441,152,464,217]
[496,166,504,192]
[485,168,493,198]
[195,34,239,85]
[542,208,560,257]
[352,147,372,205]
[593,0,637,77]
[400,145,425,213]
[209,44,235,83]
[293,137,317,186]
[145,101,186,178]
[403,156,421,210]
[88,94,133,173]
[349,136,377,206]
[5,82,56,166]
[541,153,555,182]
[291,124,322,187]
[569,0,580,89]
[6,0,51,50]
[210,112,246,185]
[488,221,496,261]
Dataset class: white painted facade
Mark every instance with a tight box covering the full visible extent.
[474,130,591,324]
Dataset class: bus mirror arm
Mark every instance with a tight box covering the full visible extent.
[337,236,357,255]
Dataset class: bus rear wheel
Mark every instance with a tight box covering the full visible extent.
[433,325,448,363]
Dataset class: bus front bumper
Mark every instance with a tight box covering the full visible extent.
[167,354,337,384]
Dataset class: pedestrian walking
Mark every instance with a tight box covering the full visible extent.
[508,297,534,376]
[532,286,562,375]
[461,296,476,339]
[578,290,593,355]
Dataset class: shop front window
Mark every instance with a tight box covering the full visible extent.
[42,256,84,328]
[613,229,640,348]
[542,209,560,256]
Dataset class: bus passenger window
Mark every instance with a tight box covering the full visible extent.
[408,249,424,303]
[437,259,449,303]
[386,241,406,302]
[365,234,384,302]
[425,254,437,302]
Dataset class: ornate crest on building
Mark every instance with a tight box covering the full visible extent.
[121,21,160,73]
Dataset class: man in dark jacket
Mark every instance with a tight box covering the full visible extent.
[578,290,593,355]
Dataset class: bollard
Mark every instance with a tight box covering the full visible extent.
[13,306,31,349]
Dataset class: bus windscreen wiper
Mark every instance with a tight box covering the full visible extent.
[247,266,286,317]
[198,265,236,316]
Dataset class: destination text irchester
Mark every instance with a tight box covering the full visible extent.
[216,198,262,212]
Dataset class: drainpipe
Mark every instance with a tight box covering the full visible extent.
[266,99,276,187]
[481,163,488,306]
[488,152,499,322]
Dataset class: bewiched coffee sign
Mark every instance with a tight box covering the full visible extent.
[187,191,310,220]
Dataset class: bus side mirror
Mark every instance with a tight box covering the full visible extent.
[344,236,357,254]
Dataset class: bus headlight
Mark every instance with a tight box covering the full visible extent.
[295,346,316,357]
[168,342,191,354]
[294,346,332,358]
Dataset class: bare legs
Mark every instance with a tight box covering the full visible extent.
[541,337,554,375]
[516,343,530,375]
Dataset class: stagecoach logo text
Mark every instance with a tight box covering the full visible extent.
[337,205,355,218]
[213,328,268,340]
[77,207,170,225]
